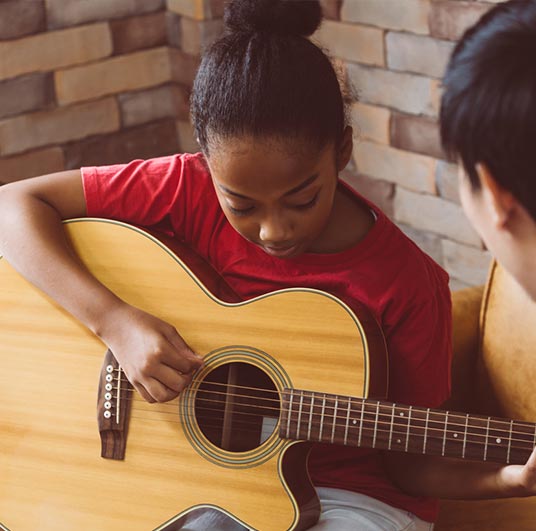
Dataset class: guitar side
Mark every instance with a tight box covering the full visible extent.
[0,219,388,531]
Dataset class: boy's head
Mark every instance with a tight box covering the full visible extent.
[441,0,536,295]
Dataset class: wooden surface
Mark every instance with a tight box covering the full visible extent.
[0,219,382,531]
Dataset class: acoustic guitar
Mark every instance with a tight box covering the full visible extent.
[1,219,534,531]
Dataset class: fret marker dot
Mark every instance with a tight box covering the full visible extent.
[453,433,458,438]
[496,438,502,444]
[397,439,401,444]
[399,412,404,417]
[352,420,357,425]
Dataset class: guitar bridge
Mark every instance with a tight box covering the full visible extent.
[97,349,133,460]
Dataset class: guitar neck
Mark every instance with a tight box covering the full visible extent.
[280,389,535,465]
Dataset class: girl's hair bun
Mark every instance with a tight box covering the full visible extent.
[224,0,322,38]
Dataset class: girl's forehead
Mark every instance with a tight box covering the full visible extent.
[207,138,334,197]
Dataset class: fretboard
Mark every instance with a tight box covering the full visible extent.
[279,389,535,464]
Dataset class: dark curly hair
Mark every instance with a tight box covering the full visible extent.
[190,0,347,154]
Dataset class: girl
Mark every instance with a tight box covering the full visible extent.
[2,1,533,530]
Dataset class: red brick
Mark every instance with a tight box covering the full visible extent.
[342,169,395,218]
[46,0,165,30]
[55,47,171,105]
[180,17,224,55]
[320,0,342,20]
[64,119,179,168]
[169,49,201,86]
[0,73,55,120]
[167,0,223,20]
[398,224,444,266]
[0,23,112,81]
[119,85,189,127]
[394,187,481,246]
[390,113,445,160]
[166,12,182,48]
[176,120,200,154]
[354,141,437,194]
[0,147,64,183]
[111,12,167,55]
[429,1,492,41]
[0,0,45,40]
[436,161,460,204]
[0,98,119,156]
[442,239,491,286]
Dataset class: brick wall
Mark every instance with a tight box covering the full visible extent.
[0,0,202,185]
[0,0,503,289]
[314,0,504,290]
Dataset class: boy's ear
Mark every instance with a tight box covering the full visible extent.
[336,126,353,172]
[476,163,516,228]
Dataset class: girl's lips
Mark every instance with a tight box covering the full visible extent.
[262,243,300,258]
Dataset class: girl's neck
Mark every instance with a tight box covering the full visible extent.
[309,184,375,254]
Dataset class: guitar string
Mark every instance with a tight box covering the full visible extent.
[121,409,532,456]
[110,382,536,442]
[110,391,535,450]
[113,373,536,431]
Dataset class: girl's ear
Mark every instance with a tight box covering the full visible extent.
[476,163,516,228]
[336,126,353,172]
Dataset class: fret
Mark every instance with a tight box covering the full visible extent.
[358,398,365,447]
[507,420,513,464]
[462,414,469,459]
[423,408,430,454]
[319,394,327,442]
[331,397,339,444]
[421,410,447,457]
[285,389,294,439]
[483,416,491,461]
[296,392,304,440]
[509,420,536,465]
[280,389,536,466]
[388,403,395,450]
[390,405,410,452]
[372,401,380,449]
[405,406,428,454]
[464,415,489,461]
[405,406,413,453]
[307,393,314,441]
[442,411,449,456]
[344,397,351,445]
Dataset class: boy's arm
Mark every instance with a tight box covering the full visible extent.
[0,172,202,402]
[384,444,536,499]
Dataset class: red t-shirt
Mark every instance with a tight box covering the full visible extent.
[82,152,452,522]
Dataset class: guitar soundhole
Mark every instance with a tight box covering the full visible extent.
[195,362,280,452]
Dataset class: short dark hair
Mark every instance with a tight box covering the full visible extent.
[190,0,346,155]
[440,0,536,220]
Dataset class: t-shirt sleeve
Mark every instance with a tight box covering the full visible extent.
[81,154,200,239]
[383,263,452,409]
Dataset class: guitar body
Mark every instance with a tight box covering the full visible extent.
[0,219,388,531]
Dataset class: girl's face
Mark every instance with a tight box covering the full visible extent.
[206,135,350,258]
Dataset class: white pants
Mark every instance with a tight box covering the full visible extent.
[170,487,434,531]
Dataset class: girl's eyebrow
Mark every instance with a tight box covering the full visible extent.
[218,173,319,199]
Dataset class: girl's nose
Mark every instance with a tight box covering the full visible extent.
[258,214,292,244]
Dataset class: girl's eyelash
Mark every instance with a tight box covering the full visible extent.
[228,205,254,216]
[294,193,319,209]
[227,192,320,216]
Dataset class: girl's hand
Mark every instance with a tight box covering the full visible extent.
[497,446,536,497]
[99,304,204,403]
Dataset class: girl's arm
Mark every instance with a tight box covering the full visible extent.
[0,172,203,402]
